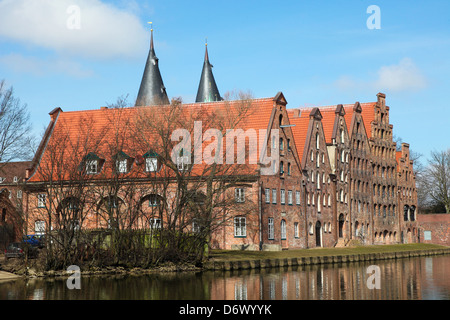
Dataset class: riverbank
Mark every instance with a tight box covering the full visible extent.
[1,243,449,280]
[205,243,450,271]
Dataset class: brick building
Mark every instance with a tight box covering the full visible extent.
[0,161,31,248]
[6,30,425,250]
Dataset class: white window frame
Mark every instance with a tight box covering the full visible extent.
[272,189,277,204]
[117,159,128,173]
[86,160,98,174]
[149,218,162,230]
[280,189,285,205]
[294,222,299,238]
[265,188,270,204]
[35,221,46,235]
[177,156,190,171]
[235,188,245,203]
[296,191,301,205]
[37,194,46,208]
[234,217,246,237]
[288,190,293,205]
[146,157,158,172]
[268,217,274,240]
[281,220,286,240]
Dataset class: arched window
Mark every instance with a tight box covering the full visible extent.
[309,222,314,235]
[316,133,320,149]
[410,206,416,221]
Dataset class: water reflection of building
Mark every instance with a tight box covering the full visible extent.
[210,259,424,300]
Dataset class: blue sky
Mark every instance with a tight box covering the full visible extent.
[0,0,449,163]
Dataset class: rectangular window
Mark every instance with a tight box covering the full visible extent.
[86,160,98,174]
[294,222,299,238]
[288,190,293,205]
[265,188,270,203]
[150,218,162,230]
[272,189,277,204]
[35,221,46,235]
[234,217,246,237]
[117,159,128,173]
[235,188,245,203]
[296,191,301,205]
[192,219,200,233]
[268,217,274,240]
[281,220,286,240]
[280,189,285,205]
[37,194,46,208]
[146,158,158,172]
[177,156,189,171]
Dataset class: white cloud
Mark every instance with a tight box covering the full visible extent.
[0,53,94,78]
[334,58,427,93]
[0,0,148,59]
[374,58,427,92]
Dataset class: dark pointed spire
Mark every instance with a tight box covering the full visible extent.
[196,42,222,103]
[135,23,169,106]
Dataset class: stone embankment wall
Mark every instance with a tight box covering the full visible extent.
[204,248,450,271]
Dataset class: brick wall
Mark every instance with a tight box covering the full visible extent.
[417,214,450,246]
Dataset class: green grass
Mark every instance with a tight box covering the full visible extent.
[209,243,449,261]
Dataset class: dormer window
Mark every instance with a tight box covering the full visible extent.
[117,159,128,173]
[176,149,190,172]
[82,153,103,175]
[86,160,98,174]
[146,158,158,172]
[177,156,189,171]
[115,151,132,174]
[144,151,159,172]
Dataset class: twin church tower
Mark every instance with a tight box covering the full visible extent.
[135,26,222,106]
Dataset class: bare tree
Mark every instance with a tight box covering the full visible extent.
[33,113,107,269]
[0,80,34,163]
[131,92,259,264]
[423,149,450,213]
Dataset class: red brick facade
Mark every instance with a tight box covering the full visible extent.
[417,214,450,246]
[2,92,428,251]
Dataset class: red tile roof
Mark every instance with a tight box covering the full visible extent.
[28,98,276,182]
[289,109,312,164]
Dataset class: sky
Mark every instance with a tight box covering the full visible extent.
[0,0,449,163]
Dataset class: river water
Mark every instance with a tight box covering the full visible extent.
[0,255,449,300]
